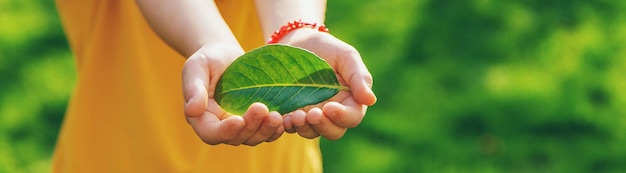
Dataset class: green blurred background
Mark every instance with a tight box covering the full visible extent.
[2,0,626,172]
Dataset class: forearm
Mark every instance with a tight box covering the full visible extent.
[135,0,241,57]
[254,0,327,41]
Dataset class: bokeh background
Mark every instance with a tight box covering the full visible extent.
[2,0,626,172]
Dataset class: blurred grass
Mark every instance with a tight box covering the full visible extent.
[2,0,626,172]
[1,0,74,172]
[323,0,626,172]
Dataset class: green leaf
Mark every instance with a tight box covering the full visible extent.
[215,44,343,115]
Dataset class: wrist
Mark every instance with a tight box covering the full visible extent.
[276,28,327,44]
[267,19,329,44]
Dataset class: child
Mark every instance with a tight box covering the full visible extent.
[53,0,376,172]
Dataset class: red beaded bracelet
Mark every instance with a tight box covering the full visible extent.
[267,19,329,44]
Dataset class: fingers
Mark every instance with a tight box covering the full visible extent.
[267,124,285,142]
[227,103,284,146]
[283,114,297,133]
[198,99,366,143]
[244,111,283,146]
[188,103,284,146]
[322,100,366,128]
[287,99,368,140]
[301,99,367,140]
[306,108,347,140]
[187,112,245,145]
[291,110,319,139]
[217,116,247,142]
[228,103,269,145]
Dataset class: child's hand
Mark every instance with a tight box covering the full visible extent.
[279,29,377,140]
[182,43,285,146]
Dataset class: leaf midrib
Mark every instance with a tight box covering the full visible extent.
[218,83,343,95]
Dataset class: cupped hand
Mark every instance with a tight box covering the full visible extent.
[279,29,377,140]
[182,44,284,146]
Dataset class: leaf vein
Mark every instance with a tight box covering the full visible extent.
[270,55,300,84]
[277,86,306,110]
[233,71,258,86]
[303,55,327,84]
[240,61,277,84]
[267,86,286,105]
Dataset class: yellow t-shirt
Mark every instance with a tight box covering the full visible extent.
[52,0,322,172]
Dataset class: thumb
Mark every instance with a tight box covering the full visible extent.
[184,79,208,117]
[349,73,377,106]
[183,55,210,117]
[338,49,377,106]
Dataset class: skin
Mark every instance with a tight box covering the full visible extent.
[136,0,376,146]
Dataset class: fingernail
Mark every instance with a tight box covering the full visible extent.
[364,80,374,92]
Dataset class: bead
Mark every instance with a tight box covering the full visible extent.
[267,19,330,44]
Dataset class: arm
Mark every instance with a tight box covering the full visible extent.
[136,0,239,57]
[255,0,377,140]
[254,0,326,41]
[136,0,284,146]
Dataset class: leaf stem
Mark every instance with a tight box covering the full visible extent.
[341,86,351,91]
